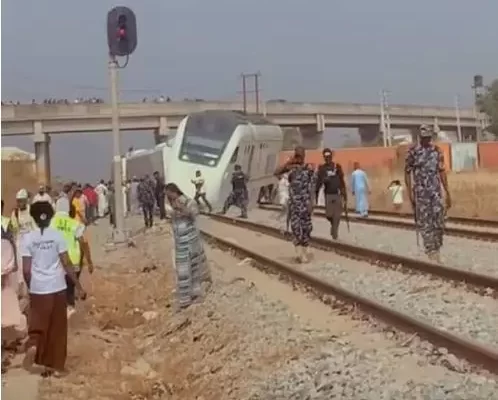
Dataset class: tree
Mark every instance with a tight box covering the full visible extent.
[478,79,498,137]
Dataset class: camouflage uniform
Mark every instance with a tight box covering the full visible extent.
[221,170,248,218]
[405,143,446,256]
[288,164,316,247]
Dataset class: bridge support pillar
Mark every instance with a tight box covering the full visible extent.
[33,121,51,187]
[299,126,323,149]
[154,116,169,145]
[358,125,381,146]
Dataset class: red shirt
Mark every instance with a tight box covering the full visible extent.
[83,187,98,206]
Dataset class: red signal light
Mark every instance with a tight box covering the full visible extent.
[117,28,126,39]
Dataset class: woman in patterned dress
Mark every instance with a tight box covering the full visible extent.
[165,183,211,310]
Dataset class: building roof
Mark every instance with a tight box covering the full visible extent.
[1,146,36,161]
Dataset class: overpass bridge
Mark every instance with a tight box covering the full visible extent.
[1,100,479,185]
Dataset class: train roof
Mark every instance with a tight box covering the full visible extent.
[188,110,276,127]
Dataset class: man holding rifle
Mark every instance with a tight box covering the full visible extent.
[315,148,348,240]
[404,125,451,263]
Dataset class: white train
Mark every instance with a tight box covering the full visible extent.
[167,110,283,209]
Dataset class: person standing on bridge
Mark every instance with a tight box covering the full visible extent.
[275,146,316,263]
[219,164,249,218]
[351,161,370,217]
[404,124,451,263]
[165,183,210,311]
[315,148,347,240]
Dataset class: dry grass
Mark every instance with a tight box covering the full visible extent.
[363,168,498,219]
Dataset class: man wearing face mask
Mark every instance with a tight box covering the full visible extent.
[405,125,451,263]
[315,148,347,240]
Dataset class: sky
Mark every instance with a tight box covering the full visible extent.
[2,0,498,181]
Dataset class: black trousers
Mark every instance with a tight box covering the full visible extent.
[66,270,82,307]
[156,195,166,220]
[194,192,213,212]
[142,203,154,227]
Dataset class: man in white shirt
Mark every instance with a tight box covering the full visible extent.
[55,184,71,214]
[191,170,212,213]
[32,186,54,208]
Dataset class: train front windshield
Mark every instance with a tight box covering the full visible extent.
[178,112,237,167]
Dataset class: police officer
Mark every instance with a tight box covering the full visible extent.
[405,124,451,263]
[219,164,249,218]
[274,146,316,263]
[315,148,347,240]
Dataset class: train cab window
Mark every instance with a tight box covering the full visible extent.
[230,146,239,163]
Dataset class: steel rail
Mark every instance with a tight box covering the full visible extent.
[259,202,498,229]
[258,204,498,242]
[200,217,498,373]
[207,214,498,291]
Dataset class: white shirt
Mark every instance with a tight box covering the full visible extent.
[20,227,68,294]
[192,177,206,194]
[278,175,289,205]
[32,193,54,207]
[55,193,70,213]
[389,185,404,205]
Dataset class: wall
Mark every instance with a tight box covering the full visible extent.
[279,147,397,172]
[477,142,498,169]
[450,143,478,172]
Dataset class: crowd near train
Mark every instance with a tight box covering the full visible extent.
[2,110,443,377]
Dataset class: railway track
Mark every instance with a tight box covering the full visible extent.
[258,203,498,242]
[199,213,498,373]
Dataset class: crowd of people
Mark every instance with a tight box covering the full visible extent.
[1,98,105,106]
[1,175,214,377]
[1,123,449,377]
[273,124,451,263]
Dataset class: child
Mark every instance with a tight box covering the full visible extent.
[388,180,404,211]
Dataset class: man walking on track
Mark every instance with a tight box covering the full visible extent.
[275,146,316,263]
[404,124,451,263]
[315,148,347,240]
[219,165,249,218]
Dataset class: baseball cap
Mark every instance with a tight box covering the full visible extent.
[16,189,28,200]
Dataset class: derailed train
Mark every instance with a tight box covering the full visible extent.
[121,110,283,209]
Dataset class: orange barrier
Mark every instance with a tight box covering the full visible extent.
[477,142,498,169]
[280,142,453,172]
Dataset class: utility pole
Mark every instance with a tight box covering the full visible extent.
[241,74,247,114]
[106,6,138,242]
[380,89,392,147]
[472,75,485,142]
[240,72,262,114]
[454,95,462,142]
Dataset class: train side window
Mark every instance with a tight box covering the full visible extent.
[230,146,239,163]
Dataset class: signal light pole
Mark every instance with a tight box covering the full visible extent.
[106,6,138,242]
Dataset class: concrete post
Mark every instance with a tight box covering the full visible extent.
[154,116,169,145]
[315,114,325,133]
[33,121,51,186]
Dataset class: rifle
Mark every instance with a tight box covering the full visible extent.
[413,193,420,248]
[285,203,291,234]
[343,197,350,232]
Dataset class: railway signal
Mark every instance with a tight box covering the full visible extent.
[106,6,138,242]
[107,6,137,57]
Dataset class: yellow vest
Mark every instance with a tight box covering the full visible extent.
[50,212,83,265]
[1,216,11,231]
